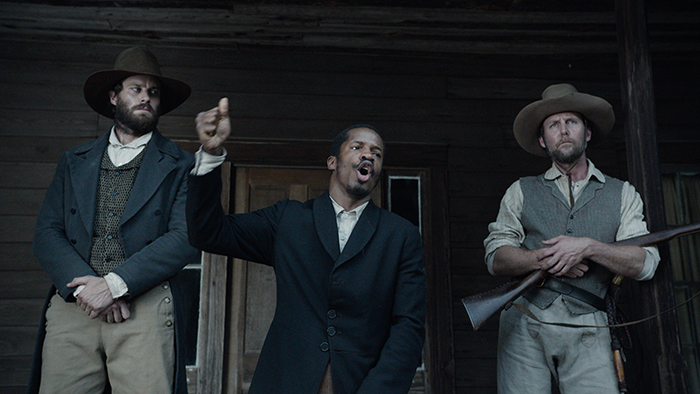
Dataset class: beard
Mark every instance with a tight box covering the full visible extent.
[113,98,159,136]
[546,138,587,164]
[346,184,372,200]
[345,172,381,200]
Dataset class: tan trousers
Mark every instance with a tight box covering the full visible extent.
[497,296,617,394]
[39,282,175,394]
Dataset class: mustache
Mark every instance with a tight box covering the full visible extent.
[353,159,374,170]
[557,138,575,147]
[132,103,155,113]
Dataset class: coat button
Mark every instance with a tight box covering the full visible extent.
[155,209,161,216]
[70,208,76,214]
[165,320,173,327]
[164,297,171,304]
[327,326,337,336]
[320,342,329,352]
[327,309,337,319]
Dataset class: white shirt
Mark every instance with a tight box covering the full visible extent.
[330,197,369,252]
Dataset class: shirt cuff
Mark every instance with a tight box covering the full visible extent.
[72,285,86,297]
[634,248,660,281]
[191,147,227,176]
[104,273,129,299]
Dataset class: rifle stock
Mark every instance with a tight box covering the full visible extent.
[462,221,700,330]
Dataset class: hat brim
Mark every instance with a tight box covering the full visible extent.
[513,92,615,157]
[84,70,191,119]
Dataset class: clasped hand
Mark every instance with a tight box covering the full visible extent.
[68,276,130,323]
[535,235,592,278]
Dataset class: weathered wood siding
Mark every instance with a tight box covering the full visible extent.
[1,2,698,393]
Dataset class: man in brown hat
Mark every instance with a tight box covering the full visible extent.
[28,46,198,394]
[483,84,660,393]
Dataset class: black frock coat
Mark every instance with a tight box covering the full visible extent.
[187,166,426,394]
[28,129,198,394]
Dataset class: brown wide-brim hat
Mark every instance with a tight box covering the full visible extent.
[84,46,191,119]
[513,83,615,157]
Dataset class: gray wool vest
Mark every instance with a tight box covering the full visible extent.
[520,173,623,314]
[88,147,147,276]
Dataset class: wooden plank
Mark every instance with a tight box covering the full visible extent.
[0,356,33,389]
[0,109,99,138]
[616,1,688,393]
[0,271,51,300]
[0,59,447,100]
[0,327,39,357]
[1,243,40,271]
[0,216,37,244]
[0,189,46,216]
[0,3,625,55]
[0,299,44,326]
[454,357,497,387]
[453,330,498,359]
[0,137,96,163]
[0,163,56,188]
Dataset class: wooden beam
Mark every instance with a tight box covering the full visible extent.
[615,0,688,393]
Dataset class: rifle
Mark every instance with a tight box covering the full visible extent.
[462,221,700,331]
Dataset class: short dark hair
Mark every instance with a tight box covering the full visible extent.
[330,124,380,157]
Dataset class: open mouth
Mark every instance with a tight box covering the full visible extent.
[356,162,373,182]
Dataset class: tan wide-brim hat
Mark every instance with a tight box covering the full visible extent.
[84,46,191,119]
[513,83,615,157]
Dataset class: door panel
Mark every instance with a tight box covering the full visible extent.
[229,167,333,393]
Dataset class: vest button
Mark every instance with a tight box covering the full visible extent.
[327,309,337,319]
[327,326,337,336]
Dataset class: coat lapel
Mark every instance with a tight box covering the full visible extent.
[121,129,178,225]
[314,192,341,261]
[67,133,108,234]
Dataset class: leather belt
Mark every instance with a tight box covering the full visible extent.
[541,277,606,311]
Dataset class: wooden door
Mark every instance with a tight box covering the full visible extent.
[225,166,381,393]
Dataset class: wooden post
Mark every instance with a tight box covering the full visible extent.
[615,0,688,393]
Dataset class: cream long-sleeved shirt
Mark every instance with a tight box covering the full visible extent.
[483,160,660,281]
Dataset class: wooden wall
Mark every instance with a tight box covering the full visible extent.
[1,2,699,393]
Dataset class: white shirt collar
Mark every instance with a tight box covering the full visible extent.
[543,158,606,184]
[109,127,153,149]
[329,195,369,217]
